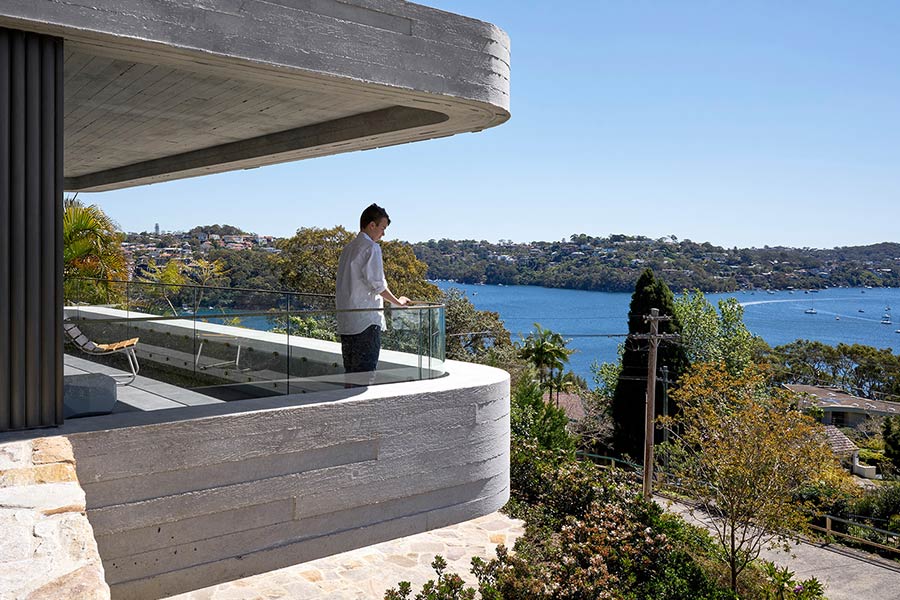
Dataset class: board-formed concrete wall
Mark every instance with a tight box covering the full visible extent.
[63,360,509,599]
[0,0,510,112]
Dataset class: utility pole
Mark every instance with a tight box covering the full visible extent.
[631,308,679,499]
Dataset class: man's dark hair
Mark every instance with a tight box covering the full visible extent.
[360,203,390,230]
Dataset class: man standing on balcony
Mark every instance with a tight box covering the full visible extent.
[336,203,409,378]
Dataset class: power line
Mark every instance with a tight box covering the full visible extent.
[558,333,629,338]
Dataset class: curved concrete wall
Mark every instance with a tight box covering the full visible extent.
[59,360,508,599]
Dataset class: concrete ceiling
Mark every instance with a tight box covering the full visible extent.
[0,0,510,192]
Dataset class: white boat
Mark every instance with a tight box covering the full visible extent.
[882,313,893,325]
[805,308,817,315]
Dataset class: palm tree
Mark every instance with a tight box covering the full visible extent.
[63,196,127,304]
[519,324,573,399]
[550,369,579,408]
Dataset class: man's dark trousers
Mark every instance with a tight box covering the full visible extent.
[341,324,381,373]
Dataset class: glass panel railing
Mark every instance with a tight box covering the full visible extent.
[63,278,445,405]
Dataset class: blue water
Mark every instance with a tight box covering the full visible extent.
[434,282,900,383]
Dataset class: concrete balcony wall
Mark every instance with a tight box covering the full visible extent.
[56,360,509,599]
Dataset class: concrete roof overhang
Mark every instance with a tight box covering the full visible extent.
[0,0,510,192]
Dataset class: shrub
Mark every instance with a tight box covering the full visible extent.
[761,561,825,600]
[384,556,476,600]
[851,482,900,533]
[387,421,782,600]
[510,372,575,454]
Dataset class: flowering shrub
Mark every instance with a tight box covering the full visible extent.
[762,562,825,600]
[384,556,476,600]
[385,403,813,599]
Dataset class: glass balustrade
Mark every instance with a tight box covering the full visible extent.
[63,278,445,401]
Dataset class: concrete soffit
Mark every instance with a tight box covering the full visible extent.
[0,0,511,191]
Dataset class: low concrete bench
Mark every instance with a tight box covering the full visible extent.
[64,373,117,418]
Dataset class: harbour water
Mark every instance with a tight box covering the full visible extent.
[434,282,900,382]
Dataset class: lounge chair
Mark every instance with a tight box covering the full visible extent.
[63,321,140,385]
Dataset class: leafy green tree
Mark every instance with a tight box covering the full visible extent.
[768,340,900,399]
[184,258,229,313]
[63,197,128,304]
[674,290,759,373]
[849,481,900,534]
[549,369,579,408]
[442,288,516,367]
[659,363,848,593]
[611,269,687,459]
[884,416,900,472]
[274,226,440,301]
[274,226,352,296]
[135,259,187,316]
[187,224,247,236]
[270,315,337,342]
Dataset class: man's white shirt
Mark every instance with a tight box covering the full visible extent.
[335,232,388,335]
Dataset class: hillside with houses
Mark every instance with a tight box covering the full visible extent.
[413,235,900,293]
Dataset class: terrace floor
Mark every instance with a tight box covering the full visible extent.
[65,354,224,412]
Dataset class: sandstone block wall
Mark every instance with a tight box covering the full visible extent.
[0,437,110,600]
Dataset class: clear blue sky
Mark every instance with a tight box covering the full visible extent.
[82,1,900,249]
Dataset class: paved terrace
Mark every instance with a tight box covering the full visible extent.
[167,513,525,600]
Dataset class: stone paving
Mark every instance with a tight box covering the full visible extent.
[166,513,525,600]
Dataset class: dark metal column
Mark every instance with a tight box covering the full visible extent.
[0,28,63,431]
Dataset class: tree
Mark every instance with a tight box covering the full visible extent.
[884,416,900,472]
[135,259,187,316]
[63,196,128,303]
[768,340,900,400]
[380,239,442,302]
[274,226,352,296]
[673,290,759,373]
[183,258,229,313]
[518,324,573,399]
[274,226,440,302]
[549,369,579,408]
[611,268,688,459]
[442,288,516,366]
[659,363,846,593]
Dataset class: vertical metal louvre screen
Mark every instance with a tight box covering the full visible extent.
[0,27,63,432]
